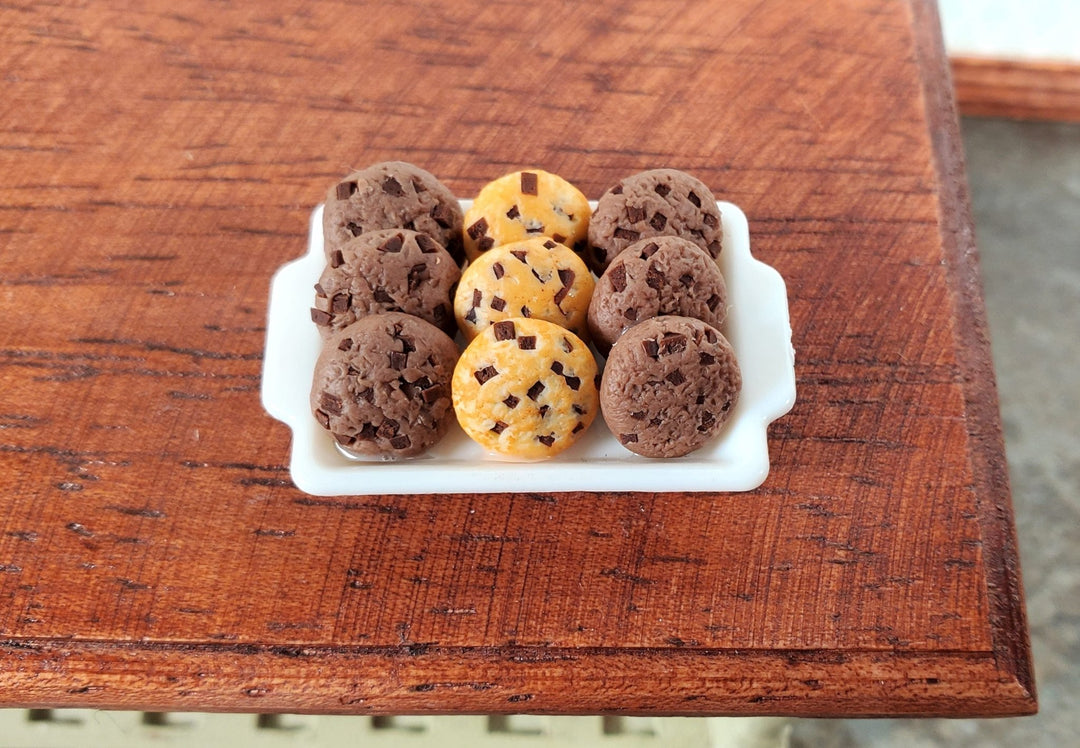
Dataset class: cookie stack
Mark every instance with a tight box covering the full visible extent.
[308,162,741,460]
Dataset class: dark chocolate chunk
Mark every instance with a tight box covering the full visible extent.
[564,375,581,391]
[623,307,638,321]
[358,422,378,439]
[338,337,353,351]
[639,242,660,259]
[558,268,575,287]
[527,381,545,400]
[654,183,671,197]
[641,339,659,358]
[614,227,640,242]
[517,335,536,349]
[703,213,719,229]
[561,337,573,353]
[520,305,531,318]
[704,327,718,343]
[336,181,357,200]
[472,288,482,307]
[646,267,664,290]
[611,183,624,195]
[666,369,686,385]
[464,307,477,323]
[525,223,545,234]
[373,288,395,304]
[537,434,555,447]
[467,218,489,240]
[543,239,557,249]
[357,387,374,403]
[572,422,585,434]
[407,263,428,292]
[382,176,405,196]
[331,293,350,314]
[346,222,363,237]
[431,202,455,228]
[554,280,571,306]
[551,233,566,244]
[539,405,550,418]
[520,172,538,195]
[698,412,715,432]
[421,384,444,404]
[687,191,701,208]
[572,404,585,415]
[609,263,627,292]
[335,432,356,446]
[503,394,520,409]
[492,262,505,279]
[506,205,520,220]
[649,212,668,231]
[511,249,528,263]
[478,236,494,252]
[314,409,330,429]
[619,433,639,444]
[311,308,332,326]
[493,320,516,340]
[415,233,440,253]
[699,352,715,365]
[550,361,564,375]
[378,233,404,253]
[659,333,687,355]
[679,273,694,287]
[389,351,408,370]
[474,365,499,385]
[377,418,400,438]
[490,421,508,435]
[626,205,646,224]
[706,294,722,312]
[314,282,327,297]
[390,434,412,449]
[630,410,646,420]
[330,250,345,268]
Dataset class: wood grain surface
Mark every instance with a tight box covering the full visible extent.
[0,0,1035,716]
[953,56,1080,122]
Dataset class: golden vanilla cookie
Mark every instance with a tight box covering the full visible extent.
[452,318,599,459]
[454,237,594,342]
[463,169,590,261]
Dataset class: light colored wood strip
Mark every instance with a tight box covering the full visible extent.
[952,56,1080,121]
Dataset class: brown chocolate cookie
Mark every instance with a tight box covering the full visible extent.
[311,229,460,338]
[587,169,723,274]
[323,161,464,264]
[588,236,728,354]
[310,313,459,457]
[600,316,740,458]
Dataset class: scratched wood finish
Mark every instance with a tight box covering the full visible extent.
[0,0,1034,716]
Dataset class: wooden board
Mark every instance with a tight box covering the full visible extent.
[953,56,1080,122]
[0,0,1035,716]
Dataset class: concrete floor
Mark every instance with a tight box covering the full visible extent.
[789,118,1080,745]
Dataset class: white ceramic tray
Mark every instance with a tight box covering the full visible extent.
[262,200,795,496]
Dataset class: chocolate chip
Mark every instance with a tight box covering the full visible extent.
[611,183,624,195]
[707,240,722,256]
[511,249,528,263]
[467,218,489,240]
[378,234,404,253]
[641,339,659,358]
[539,405,550,418]
[679,273,694,287]
[389,351,408,370]
[639,242,659,259]
[520,172,538,195]
[346,222,363,237]
[537,434,555,447]
[506,205,520,220]
[572,404,585,415]
[421,384,444,404]
[331,293,350,313]
[646,267,664,290]
[619,433,638,444]
[626,205,646,224]
[572,422,584,434]
[558,268,575,288]
[336,181,357,200]
[382,176,404,196]
[517,335,536,349]
[431,202,455,228]
[314,409,330,428]
[335,432,356,446]
[609,263,627,292]
[543,239,557,249]
[649,213,668,231]
[330,250,345,268]
[525,223,545,234]
[703,212,719,229]
[654,183,671,197]
[415,234,440,253]
[704,327,718,343]
[561,337,573,353]
[666,369,686,385]
[472,288,482,307]
[373,288,394,304]
[630,410,646,420]
[412,178,427,193]
[553,285,569,308]
[474,365,499,384]
[687,191,701,208]
[706,294,722,312]
[527,381,545,400]
[660,333,687,355]
[550,361,564,375]
[614,227,639,242]
[564,375,581,391]
[490,421,508,435]
[551,233,566,244]
[503,395,520,409]
[358,422,378,439]
[531,268,544,283]
[492,262,505,279]
[310,308,332,326]
[390,434,412,449]
[699,412,715,432]
[397,335,416,354]
[493,320,515,340]
[408,264,429,292]
[357,387,374,403]
[520,305,531,318]
[464,307,477,323]
[478,236,494,252]
[338,337,353,351]
[696,394,706,404]
[623,307,638,321]
[699,352,715,365]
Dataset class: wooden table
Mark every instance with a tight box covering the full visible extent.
[0,0,1035,717]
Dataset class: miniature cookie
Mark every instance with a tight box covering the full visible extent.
[323,161,464,264]
[600,316,740,458]
[587,169,723,274]
[311,313,459,457]
[454,237,595,342]
[312,228,460,338]
[463,169,590,262]
[452,318,599,459]
[588,236,728,354]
